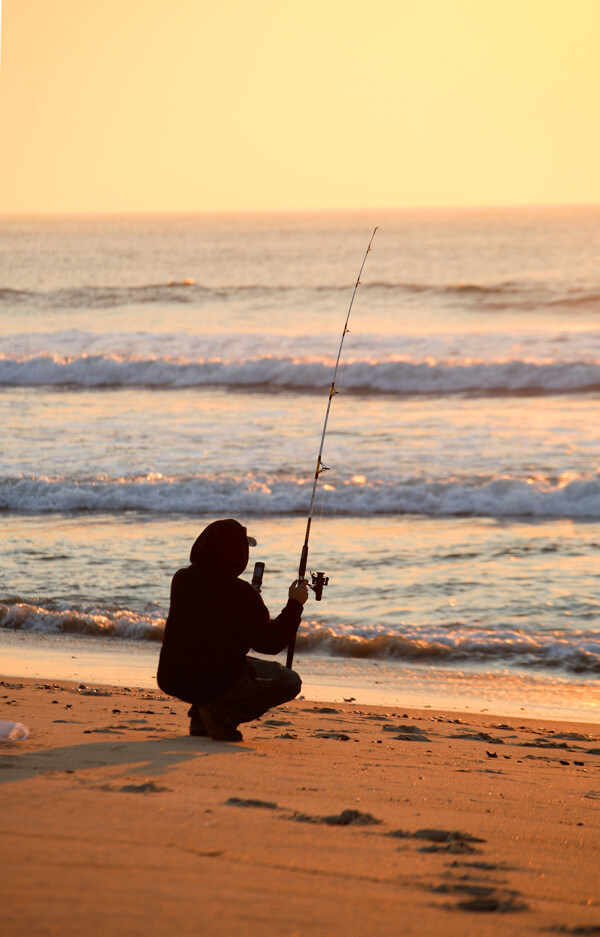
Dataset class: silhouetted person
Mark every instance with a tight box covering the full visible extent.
[157,518,308,740]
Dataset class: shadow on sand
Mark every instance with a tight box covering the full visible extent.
[0,734,251,784]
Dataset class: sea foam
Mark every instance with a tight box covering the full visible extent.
[2,472,600,518]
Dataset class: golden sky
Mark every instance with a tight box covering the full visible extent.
[1,0,599,212]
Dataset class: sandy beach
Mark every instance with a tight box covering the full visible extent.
[3,1,600,932]
[1,676,598,936]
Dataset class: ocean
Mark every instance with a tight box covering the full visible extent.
[1,208,599,721]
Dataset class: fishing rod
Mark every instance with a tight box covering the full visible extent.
[286,227,378,669]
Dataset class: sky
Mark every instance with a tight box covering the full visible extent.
[1,0,599,213]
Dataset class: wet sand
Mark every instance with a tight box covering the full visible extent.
[1,675,599,936]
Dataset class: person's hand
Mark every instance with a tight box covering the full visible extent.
[288,578,309,605]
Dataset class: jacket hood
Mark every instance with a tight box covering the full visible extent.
[189,518,250,576]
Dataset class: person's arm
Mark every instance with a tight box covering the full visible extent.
[242,579,308,655]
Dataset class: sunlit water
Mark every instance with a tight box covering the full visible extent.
[1,209,599,718]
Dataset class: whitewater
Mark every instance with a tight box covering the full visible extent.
[1,209,599,716]
[3,473,600,519]
[3,352,600,395]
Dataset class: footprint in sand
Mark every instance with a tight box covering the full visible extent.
[522,738,573,750]
[313,732,352,741]
[293,808,382,827]
[452,731,505,744]
[449,860,507,872]
[436,882,528,913]
[225,797,278,809]
[393,733,431,742]
[95,780,172,794]
[551,926,600,935]
[389,828,485,855]
[382,725,430,742]
[119,780,172,794]
[83,727,124,734]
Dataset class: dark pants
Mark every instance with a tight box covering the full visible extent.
[189,657,301,729]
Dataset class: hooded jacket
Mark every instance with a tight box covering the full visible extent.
[157,519,302,702]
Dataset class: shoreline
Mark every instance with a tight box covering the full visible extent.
[1,674,599,935]
[1,628,600,724]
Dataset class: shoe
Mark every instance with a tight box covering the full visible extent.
[187,704,208,737]
[197,703,243,742]
[189,723,208,737]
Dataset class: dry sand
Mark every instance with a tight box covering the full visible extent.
[1,675,599,937]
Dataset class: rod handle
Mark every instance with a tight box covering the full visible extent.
[285,634,296,670]
[287,543,309,668]
[298,543,309,580]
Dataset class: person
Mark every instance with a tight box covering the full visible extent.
[157,517,308,741]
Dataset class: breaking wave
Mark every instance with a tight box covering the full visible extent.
[2,353,600,396]
[0,600,164,642]
[1,600,598,675]
[2,472,600,519]
[295,624,600,675]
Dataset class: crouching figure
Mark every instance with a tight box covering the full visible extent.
[157,518,308,741]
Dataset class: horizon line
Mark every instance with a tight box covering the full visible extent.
[1,201,600,219]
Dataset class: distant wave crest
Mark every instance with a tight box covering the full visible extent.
[2,472,600,519]
[2,353,600,396]
[1,279,599,311]
[0,282,210,309]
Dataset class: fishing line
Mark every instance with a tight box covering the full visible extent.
[319,484,327,520]
[338,357,347,396]
[286,227,378,669]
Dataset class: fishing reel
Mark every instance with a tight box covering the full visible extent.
[310,571,329,601]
